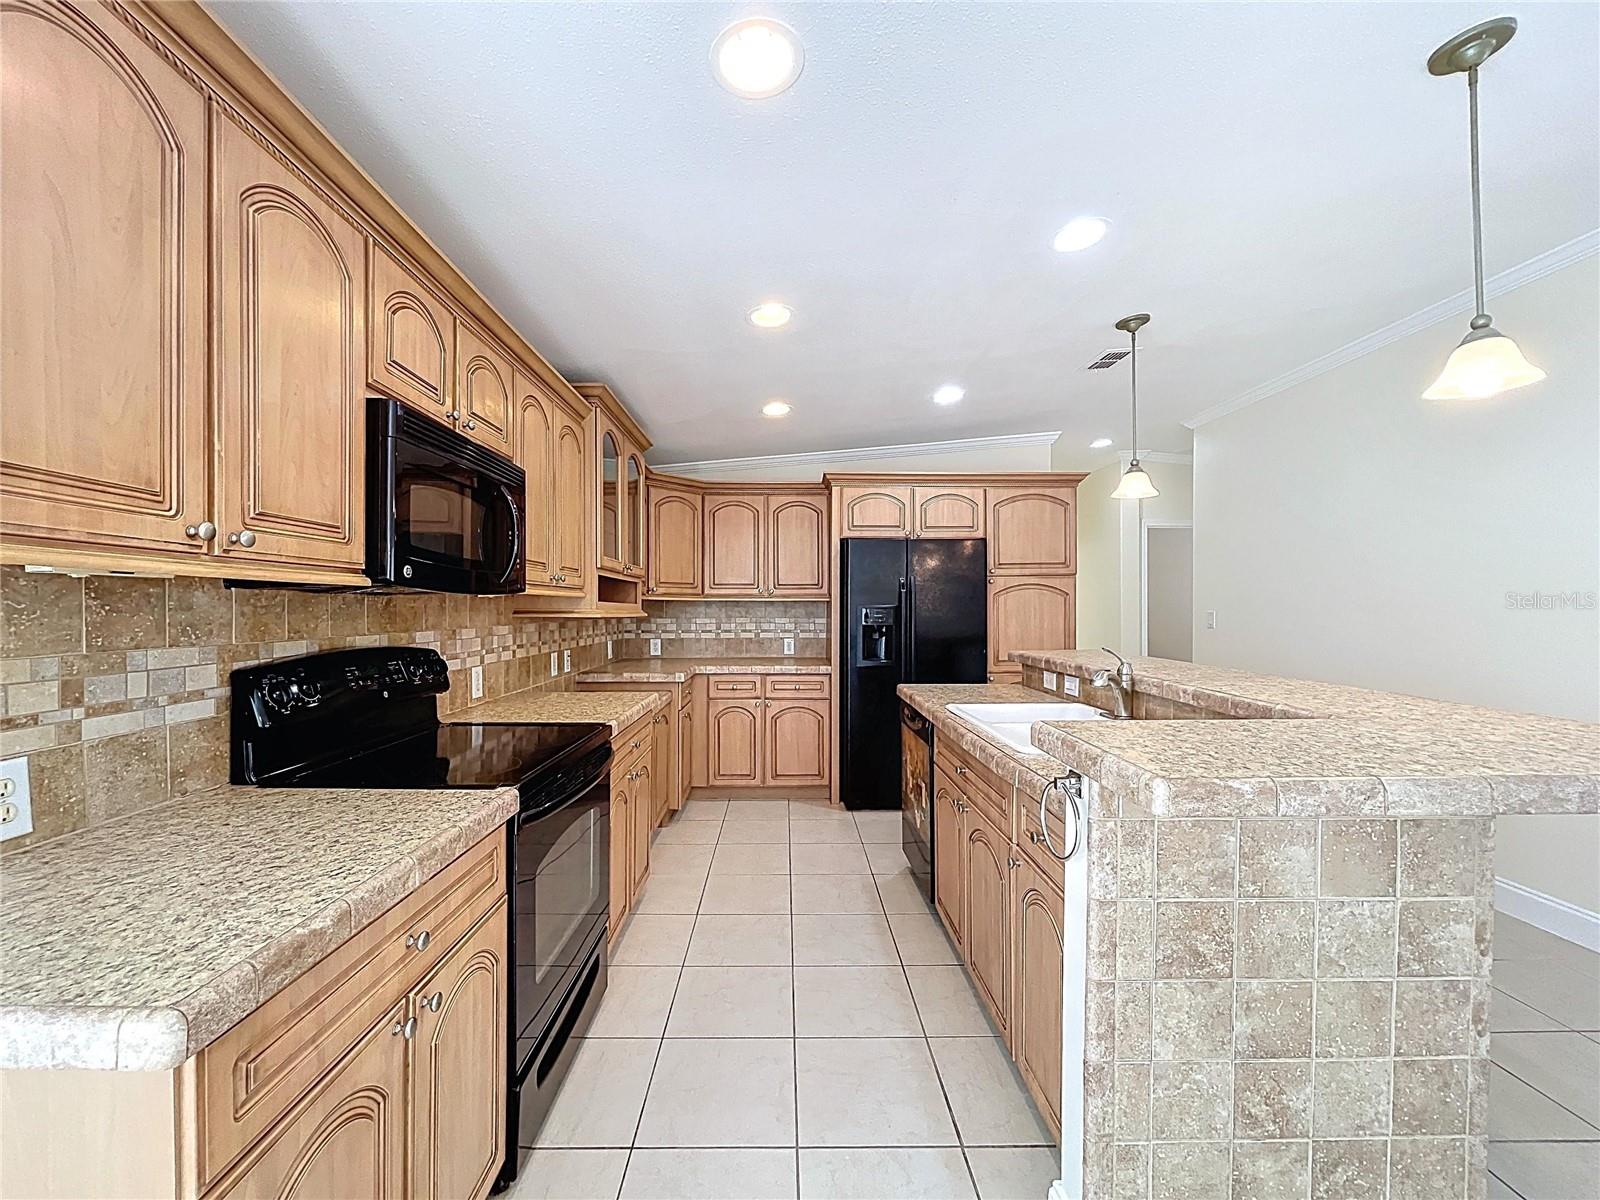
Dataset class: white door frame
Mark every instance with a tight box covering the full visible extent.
[1139,519,1193,656]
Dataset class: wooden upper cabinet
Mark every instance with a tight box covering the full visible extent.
[839,486,912,538]
[552,404,589,592]
[767,495,828,596]
[987,486,1076,573]
[0,0,209,557]
[408,907,506,1200]
[1011,858,1064,1135]
[454,322,514,455]
[647,484,702,597]
[213,106,366,572]
[764,699,829,786]
[368,241,454,419]
[988,577,1076,676]
[913,486,985,538]
[516,376,555,587]
[703,495,764,594]
[598,426,624,574]
[625,454,646,576]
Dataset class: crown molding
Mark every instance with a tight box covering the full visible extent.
[653,430,1063,476]
[1184,229,1600,430]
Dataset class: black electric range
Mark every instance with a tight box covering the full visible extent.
[230,646,611,1190]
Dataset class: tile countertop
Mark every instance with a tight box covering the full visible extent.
[0,783,518,1072]
[443,687,666,732]
[1011,650,1600,818]
[576,657,832,684]
[897,682,1072,816]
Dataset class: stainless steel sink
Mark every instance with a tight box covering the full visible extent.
[946,702,1109,755]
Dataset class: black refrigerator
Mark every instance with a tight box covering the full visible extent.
[839,538,987,811]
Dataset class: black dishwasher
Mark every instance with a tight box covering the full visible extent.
[900,702,935,900]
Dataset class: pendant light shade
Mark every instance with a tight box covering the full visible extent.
[1424,17,1545,401]
[1111,313,1159,502]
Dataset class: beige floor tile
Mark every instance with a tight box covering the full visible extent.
[1492,986,1566,1033]
[798,1148,975,1199]
[929,1037,1054,1146]
[1488,1141,1600,1200]
[724,799,792,820]
[1492,1032,1600,1123]
[719,818,793,844]
[679,800,728,821]
[700,873,793,915]
[793,966,924,1037]
[792,874,883,915]
[964,1147,1060,1200]
[650,843,715,877]
[790,799,848,821]
[611,915,696,966]
[1494,915,1600,982]
[791,843,872,875]
[534,1038,659,1147]
[1486,1172,1519,1200]
[687,914,793,966]
[667,966,795,1037]
[587,966,681,1038]
[511,1149,630,1199]
[653,819,720,846]
[876,870,934,915]
[852,811,904,844]
[865,842,911,873]
[636,1038,797,1147]
[631,874,707,916]
[1494,959,1600,1030]
[890,910,962,965]
[790,819,862,844]
[906,966,999,1036]
[1488,1065,1600,1140]
[712,842,792,875]
[621,1149,798,1200]
[796,1037,958,1146]
[793,914,900,966]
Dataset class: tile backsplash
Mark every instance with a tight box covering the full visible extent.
[624,600,829,659]
[0,568,626,854]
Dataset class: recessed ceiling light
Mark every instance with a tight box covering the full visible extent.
[1090,437,1114,449]
[712,19,803,99]
[762,400,792,418]
[932,384,965,406]
[1052,216,1110,253]
[748,302,793,329]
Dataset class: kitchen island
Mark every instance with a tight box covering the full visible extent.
[902,651,1599,1200]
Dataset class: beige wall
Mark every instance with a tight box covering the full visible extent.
[1191,256,1600,914]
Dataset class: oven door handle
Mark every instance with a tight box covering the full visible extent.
[515,747,613,826]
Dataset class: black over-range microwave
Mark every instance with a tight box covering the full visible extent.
[367,396,526,594]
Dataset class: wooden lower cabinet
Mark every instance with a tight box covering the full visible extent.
[1010,856,1065,1133]
[608,769,632,943]
[632,759,653,895]
[608,718,656,940]
[764,699,829,786]
[708,699,762,786]
[933,767,965,949]
[962,800,1011,1039]
[706,682,831,790]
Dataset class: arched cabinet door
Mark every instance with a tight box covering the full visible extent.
[764,699,828,785]
[455,322,514,455]
[932,767,965,948]
[703,496,764,595]
[625,454,646,576]
[1011,858,1064,1137]
[708,700,762,785]
[988,578,1076,676]
[648,485,703,596]
[205,1000,407,1198]
[912,486,986,538]
[838,487,911,538]
[987,487,1076,573]
[962,803,1011,1037]
[369,241,454,418]
[518,382,555,585]
[213,106,366,573]
[552,406,589,591]
[410,907,507,1200]
[0,0,209,556]
[767,497,829,596]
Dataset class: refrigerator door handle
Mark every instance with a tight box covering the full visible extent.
[903,572,916,682]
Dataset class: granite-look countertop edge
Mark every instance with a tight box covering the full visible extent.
[445,688,667,732]
[576,657,832,683]
[0,784,519,1072]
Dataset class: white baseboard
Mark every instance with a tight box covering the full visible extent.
[1047,1182,1075,1200]
[1495,877,1600,953]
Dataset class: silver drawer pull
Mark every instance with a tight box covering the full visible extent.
[424,990,443,1013]
[406,929,431,952]
[393,1016,417,1040]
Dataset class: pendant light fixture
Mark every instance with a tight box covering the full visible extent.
[1422,17,1546,401]
[1110,313,1159,501]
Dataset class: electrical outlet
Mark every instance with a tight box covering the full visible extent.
[549,652,559,677]
[562,649,571,674]
[1060,674,1081,697]
[0,758,34,843]
[782,636,795,656]
[649,638,661,657]
[470,666,484,700]
[606,639,613,659]
[1205,610,1218,630]
[1043,670,1058,691]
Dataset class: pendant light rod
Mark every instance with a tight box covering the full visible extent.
[1115,312,1150,459]
[1468,64,1487,323]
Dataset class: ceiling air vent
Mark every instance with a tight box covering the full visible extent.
[1085,349,1130,370]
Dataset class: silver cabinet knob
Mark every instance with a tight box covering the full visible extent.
[446,410,460,422]
[227,530,257,548]
[424,990,443,1012]
[393,1016,417,1040]
[406,929,431,952]
[465,419,478,431]
[185,521,218,542]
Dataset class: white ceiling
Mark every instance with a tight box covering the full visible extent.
[213,1,1599,466]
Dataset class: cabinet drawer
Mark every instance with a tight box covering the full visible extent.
[614,714,653,760]
[194,834,506,1187]
[762,675,830,699]
[934,741,1009,832]
[707,676,760,697]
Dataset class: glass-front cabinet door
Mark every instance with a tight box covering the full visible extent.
[626,454,645,575]
[599,430,622,572]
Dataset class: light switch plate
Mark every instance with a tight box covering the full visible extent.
[1061,674,1081,697]
[470,666,484,700]
[0,757,34,843]
[649,638,661,656]
[562,649,571,674]
[782,637,795,656]
[549,652,559,677]
[606,640,613,659]
[1205,610,1218,630]
[1043,670,1058,691]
